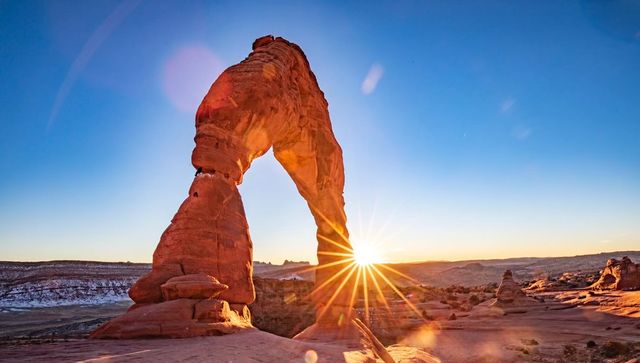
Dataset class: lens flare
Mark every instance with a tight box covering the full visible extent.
[162,45,224,113]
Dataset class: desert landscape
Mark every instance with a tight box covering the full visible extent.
[2,252,640,362]
[2,1,639,362]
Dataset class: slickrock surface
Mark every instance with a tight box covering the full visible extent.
[4,293,640,362]
[1,330,440,363]
[90,298,252,339]
[3,260,640,362]
[433,297,640,362]
[556,290,640,318]
[592,256,640,290]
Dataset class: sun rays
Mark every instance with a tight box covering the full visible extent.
[352,240,383,266]
[302,206,427,329]
[309,244,427,328]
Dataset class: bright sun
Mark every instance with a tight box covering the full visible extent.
[352,241,383,266]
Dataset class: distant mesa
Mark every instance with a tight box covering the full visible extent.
[283,260,310,266]
[462,262,485,270]
[91,35,354,340]
[591,256,640,291]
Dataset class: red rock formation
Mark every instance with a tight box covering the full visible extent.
[493,270,526,304]
[592,256,640,290]
[130,174,255,305]
[93,36,355,339]
[90,298,252,339]
[161,273,228,301]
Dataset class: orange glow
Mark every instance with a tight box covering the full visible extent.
[303,225,426,329]
[352,240,383,266]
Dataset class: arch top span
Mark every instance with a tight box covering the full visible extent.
[93,36,356,340]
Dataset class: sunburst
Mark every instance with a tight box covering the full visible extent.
[301,207,427,330]
[352,239,383,266]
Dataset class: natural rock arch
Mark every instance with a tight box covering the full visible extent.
[93,36,354,339]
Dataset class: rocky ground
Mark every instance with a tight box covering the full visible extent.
[251,277,315,338]
[429,291,640,362]
[0,329,441,363]
[1,253,639,362]
[385,251,640,288]
[1,289,638,362]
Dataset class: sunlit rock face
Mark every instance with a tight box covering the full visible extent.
[130,173,255,305]
[494,270,526,304]
[92,271,252,339]
[592,256,640,290]
[93,36,352,339]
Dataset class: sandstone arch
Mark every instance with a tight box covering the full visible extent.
[92,36,354,339]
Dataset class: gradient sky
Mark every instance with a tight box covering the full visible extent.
[1,0,639,264]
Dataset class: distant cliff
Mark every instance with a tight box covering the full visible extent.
[0,260,313,308]
[0,261,149,307]
[2,251,639,307]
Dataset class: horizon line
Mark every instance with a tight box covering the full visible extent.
[2,249,638,266]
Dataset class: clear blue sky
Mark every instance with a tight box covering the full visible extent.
[1,0,639,263]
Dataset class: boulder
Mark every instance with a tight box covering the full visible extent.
[128,263,183,303]
[161,273,228,301]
